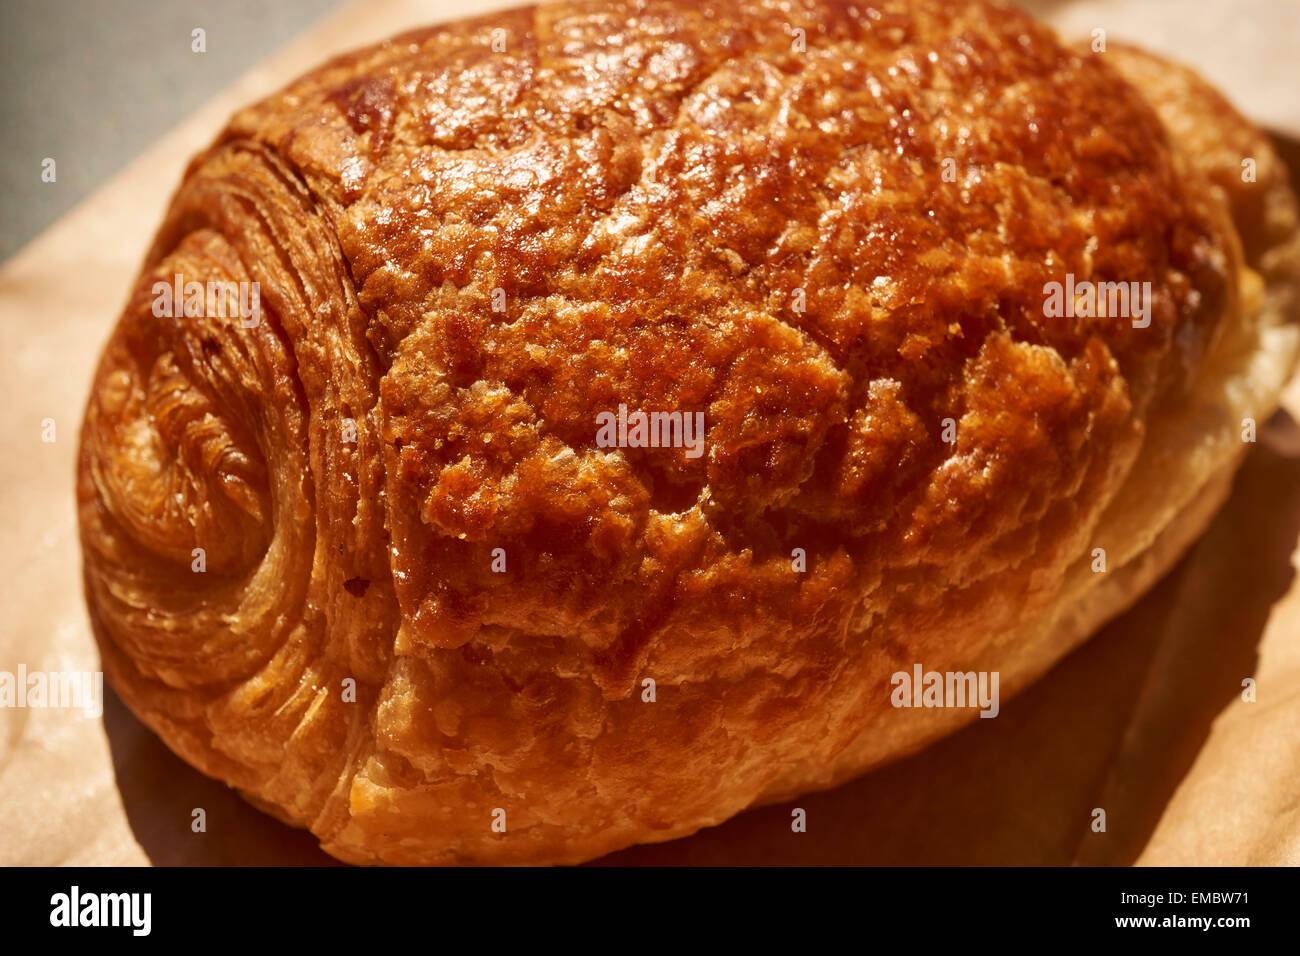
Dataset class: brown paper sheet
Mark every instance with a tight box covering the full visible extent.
[1,0,1298,866]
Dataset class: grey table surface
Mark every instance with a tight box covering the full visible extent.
[0,0,346,262]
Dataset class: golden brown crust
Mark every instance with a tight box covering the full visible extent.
[77,0,1299,864]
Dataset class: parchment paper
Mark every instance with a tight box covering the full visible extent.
[1,0,1297,866]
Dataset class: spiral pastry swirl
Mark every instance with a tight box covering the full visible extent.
[78,0,1300,864]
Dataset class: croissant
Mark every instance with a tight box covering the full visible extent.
[77,0,1300,865]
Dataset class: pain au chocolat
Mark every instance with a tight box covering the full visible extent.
[77,0,1300,864]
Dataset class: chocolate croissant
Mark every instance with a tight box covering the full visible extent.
[77,0,1300,865]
